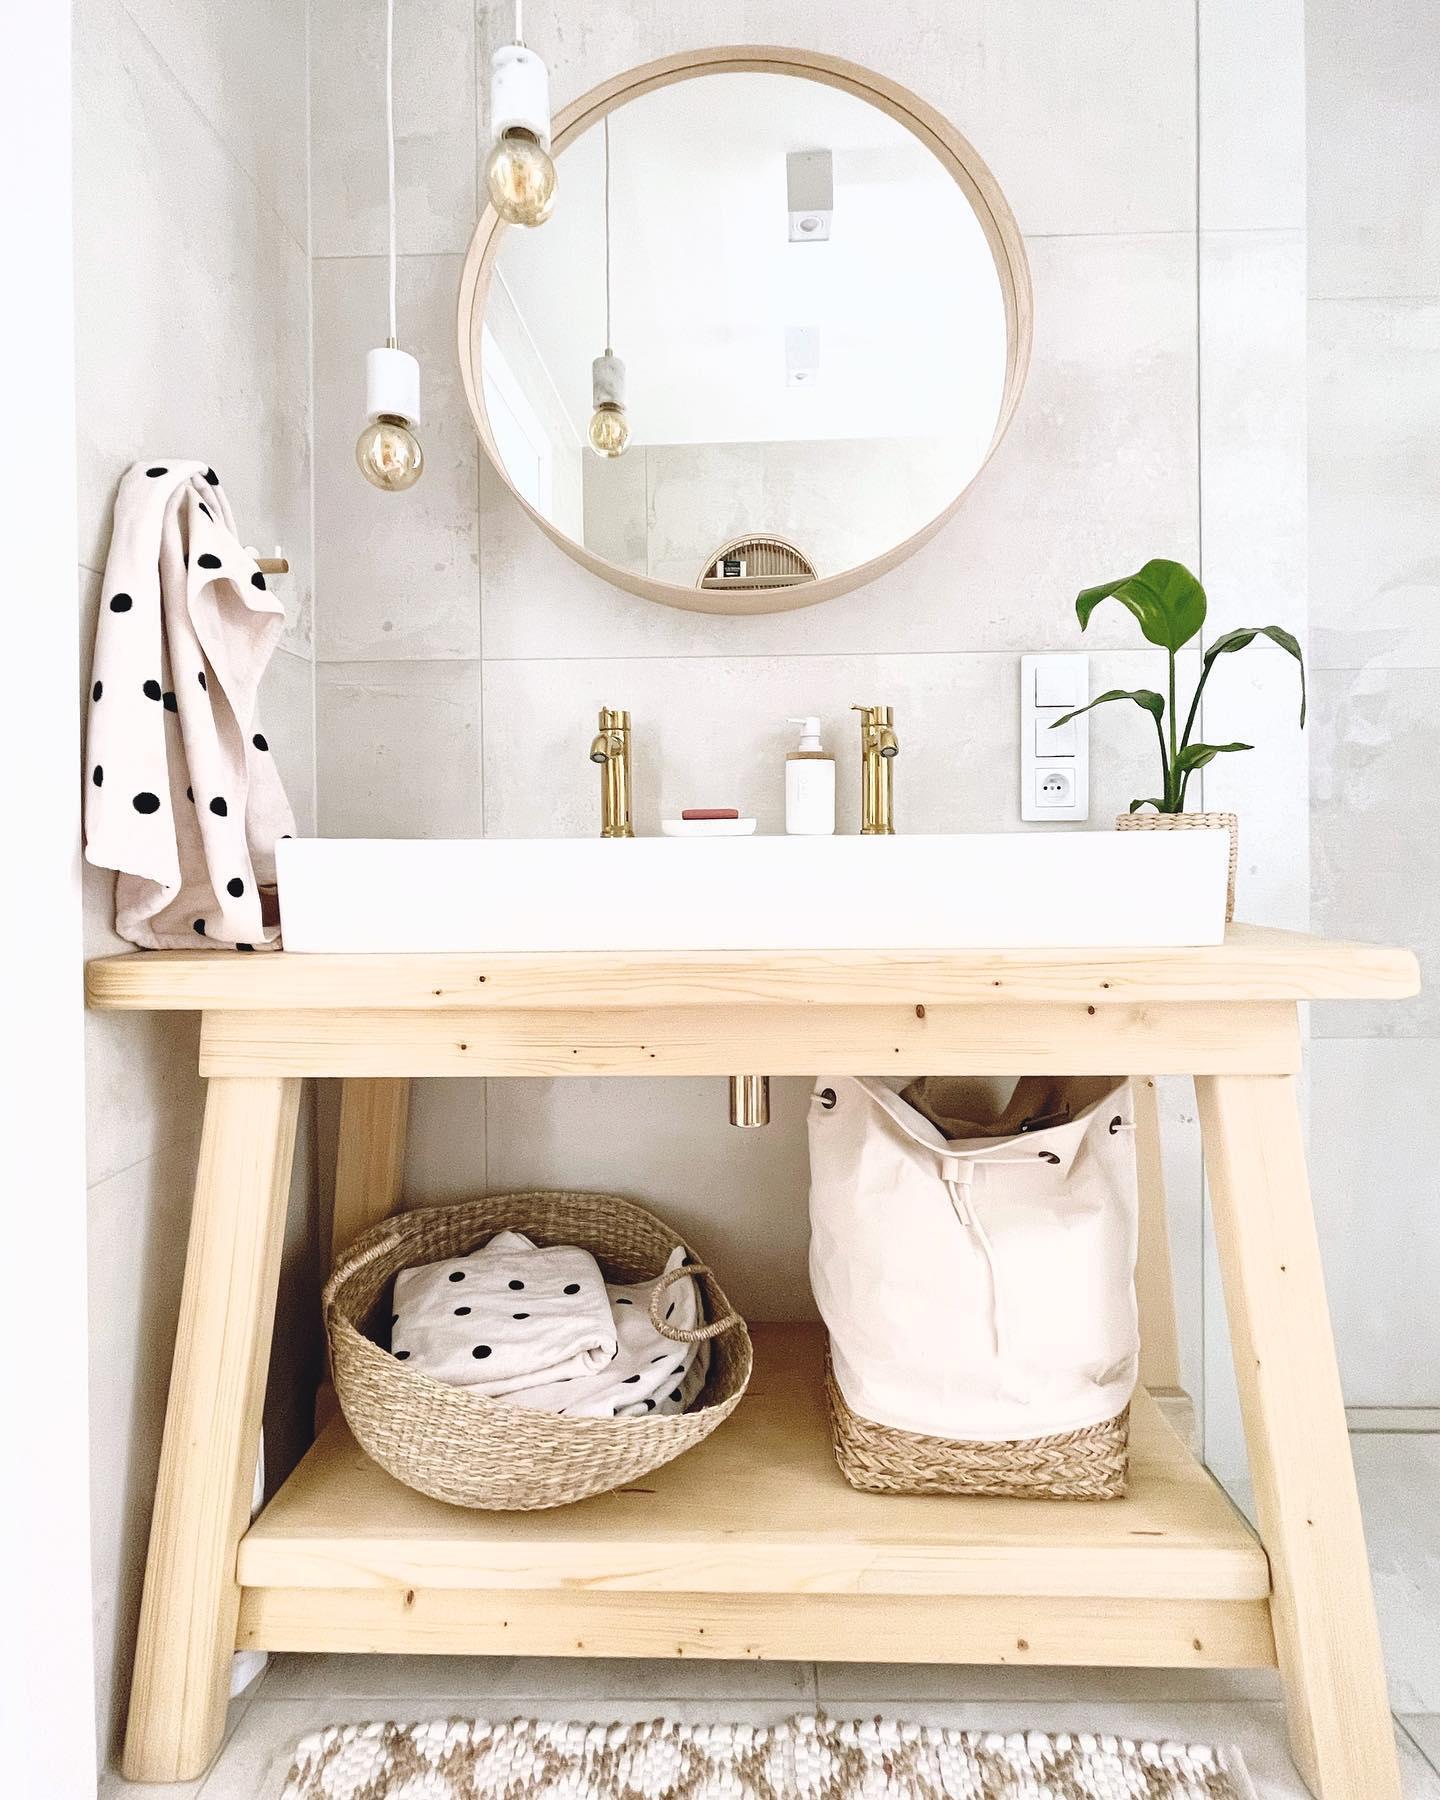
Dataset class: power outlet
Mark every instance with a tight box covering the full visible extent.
[1020,654,1090,821]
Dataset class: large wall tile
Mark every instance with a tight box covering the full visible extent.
[482,649,1190,844]
[1308,0,1440,300]
[310,0,476,257]
[263,647,317,838]
[492,0,1195,240]
[317,660,484,837]
[1311,1038,1440,1406]
[313,256,481,660]
[87,1135,203,1763]
[1198,0,1305,231]
[118,0,309,247]
[479,233,1199,663]
[1310,299,1440,672]
[1312,665,1438,1037]
[73,0,313,653]
[1198,230,1309,930]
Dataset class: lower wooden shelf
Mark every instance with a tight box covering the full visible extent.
[237,1324,1276,1668]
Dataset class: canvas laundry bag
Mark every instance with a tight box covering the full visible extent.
[808,1075,1139,1446]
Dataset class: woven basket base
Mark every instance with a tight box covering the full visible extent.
[281,1715,1253,1800]
[826,1358,1129,1500]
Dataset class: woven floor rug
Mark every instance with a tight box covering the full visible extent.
[279,1714,1257,1799]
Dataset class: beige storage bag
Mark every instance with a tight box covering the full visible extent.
[808,1075,1139,1497]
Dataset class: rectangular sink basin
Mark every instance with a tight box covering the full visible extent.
[276,832,1230,952]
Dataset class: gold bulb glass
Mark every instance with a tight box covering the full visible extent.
[355,415,424,492]
[486,129,557,227]
[587,403,630,459]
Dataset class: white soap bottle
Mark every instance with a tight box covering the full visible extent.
[784,716,836,835]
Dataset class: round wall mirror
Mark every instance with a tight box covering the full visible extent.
[458,48,1032,616]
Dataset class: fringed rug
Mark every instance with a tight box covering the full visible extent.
[279,1714,1257,1798]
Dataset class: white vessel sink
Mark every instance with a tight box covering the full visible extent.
[276,832,1230,953]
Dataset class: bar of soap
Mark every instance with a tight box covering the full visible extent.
[681,808,740,821]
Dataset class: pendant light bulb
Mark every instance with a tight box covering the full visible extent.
[588,351,630,459]
[357,345,424,492]
[357,0,424,492]
[486,44,556,227]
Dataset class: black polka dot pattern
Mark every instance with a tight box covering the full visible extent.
[563,1283,581,1295]
[448,1271,465,1283]
[162,691,177,713]
[91,765,103,787]
[508,1280,525,1291]
[454,1305,471,1316]
[227,877,245,897]
[197,553,221,570]
[670,1388,683,1403]
[199,502,211,520]
[132,792,160,814]
[204,468,218,485]
[251,571,266,590]
[143,679,162,701]
[92,681,102,702]
[109,593,132,613]
[623,1374,640,1385]
[394,1350,410,1361]
[193,919,206,935]
[512,1311,529,1320]
[209,796,227,817]
[145,466,167,478]
[236,943,255,952]
[471,1345,492,1360]
[197,670,207,691]
[252,732,269,752]
[185,786,194,803]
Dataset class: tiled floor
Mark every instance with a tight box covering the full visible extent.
[100,1432,1440,1800]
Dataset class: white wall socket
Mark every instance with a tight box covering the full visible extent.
[1020,653,1089,822]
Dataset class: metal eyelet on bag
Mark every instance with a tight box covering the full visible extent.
[818,1087,838,1110]
[1109,1115,1124,1135]
[1037,1149,1061,1164]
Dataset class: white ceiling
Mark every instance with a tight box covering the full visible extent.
[484,71,1008,454]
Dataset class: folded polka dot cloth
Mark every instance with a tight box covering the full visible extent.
[390,1232,710,1419]
[84,460,295,950]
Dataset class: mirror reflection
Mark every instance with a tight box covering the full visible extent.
[471,71,1010,601]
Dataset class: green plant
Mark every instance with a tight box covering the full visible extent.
[1052,558,1306,814]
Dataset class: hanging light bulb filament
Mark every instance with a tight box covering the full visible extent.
[588,115,631,458]
[485,0,557,226]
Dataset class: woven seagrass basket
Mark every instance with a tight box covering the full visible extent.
[825,1348,1129,1500]
[324,1190,752,1510]
[1116,808,1238,923]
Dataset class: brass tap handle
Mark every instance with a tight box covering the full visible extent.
[591,705,635,838]
[853,704,898,834]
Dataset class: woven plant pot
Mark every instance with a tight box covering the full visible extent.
[324,1191,752,1510]
[825,1349,1129,1500]
[1116,808,1238,923]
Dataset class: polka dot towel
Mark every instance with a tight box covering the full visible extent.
[83,461,295,949]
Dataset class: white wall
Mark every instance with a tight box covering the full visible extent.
[1307,0,1440,1407]
[309,0,1308,1473]
[2,1,98,1791]
[73,0,318,1767]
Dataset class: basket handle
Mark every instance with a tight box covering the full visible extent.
[321,1229,406,1318]
[648,1262,742,1343]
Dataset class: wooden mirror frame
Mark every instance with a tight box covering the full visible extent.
[457,46,1033,617]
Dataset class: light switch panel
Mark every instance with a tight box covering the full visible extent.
[1021,653,1089,822]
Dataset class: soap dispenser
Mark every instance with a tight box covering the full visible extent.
[784,716,836,836]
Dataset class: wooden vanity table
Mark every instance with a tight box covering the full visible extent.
[88,925,1418,1797]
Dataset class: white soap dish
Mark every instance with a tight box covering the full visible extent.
[660,817,757,838]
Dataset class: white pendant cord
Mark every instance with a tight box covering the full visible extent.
[385,0,398,345]
[514,0,523,43]
[603,113,613,355]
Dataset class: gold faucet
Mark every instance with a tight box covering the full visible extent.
[588,706,634,838]
[852,704,899,834]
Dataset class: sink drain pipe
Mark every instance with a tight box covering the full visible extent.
[729,1074,770,1127]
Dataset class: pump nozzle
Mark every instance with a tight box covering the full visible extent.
[786,715,823,751]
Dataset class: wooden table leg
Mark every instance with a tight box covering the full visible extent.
[122,1074,302,1783]
[1196,1071,1399,1800]
[1131,1077,1193,1448]
[332,1077,410,1261]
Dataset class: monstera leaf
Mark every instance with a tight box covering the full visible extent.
[1075,560,1207,652]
